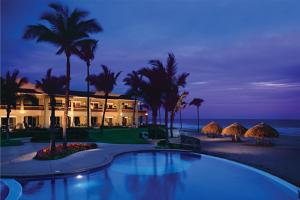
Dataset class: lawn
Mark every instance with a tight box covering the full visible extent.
[23,127,149,144]
[0,139,23,147]
[88,128,148,144]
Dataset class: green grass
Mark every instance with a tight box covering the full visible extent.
[5,127,149,144]
[88,128,148,144]
[0,139,23,147]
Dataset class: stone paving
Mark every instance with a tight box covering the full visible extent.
[0,139,154,177]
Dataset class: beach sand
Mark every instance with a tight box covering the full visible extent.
[196,135,300,187]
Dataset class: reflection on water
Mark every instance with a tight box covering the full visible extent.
[18,152,297,200]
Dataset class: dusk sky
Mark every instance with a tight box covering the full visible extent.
[1,0,300,119]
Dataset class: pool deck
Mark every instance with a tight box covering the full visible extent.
[1,136,300,188]
[0,139,154,177]
[197,135,300,187]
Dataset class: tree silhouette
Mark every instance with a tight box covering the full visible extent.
[89,65,121,133]
[23,2,102,149]
[189,98,204,133]
[138,66,164,126]
[1,70,28,140]
[179,101,187,129]
[123,70,142,128]
[170,91,189,135]
[36,68,66,153]
[148,53,189,139]
[76,39,98,127]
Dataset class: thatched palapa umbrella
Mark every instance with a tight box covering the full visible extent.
[201,121,222,138]
[222,123,247,142]
[244,123,279,144]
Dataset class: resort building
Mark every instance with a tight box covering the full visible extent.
[0,83,148,130]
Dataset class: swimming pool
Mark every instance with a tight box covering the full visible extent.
[2,151,299,200]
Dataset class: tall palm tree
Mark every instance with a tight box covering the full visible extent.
[169,90,189,137]
[23,2,102,149]
[173,92,188,131]
[1,70,28,140]
[149,53,189,139]
[138,67,164,126]
[178,101,187,129]
[123,70,142,128]
[36,69,66,154]
[89,65,121,133]
[189,98,204,133]
[76,39,98,127]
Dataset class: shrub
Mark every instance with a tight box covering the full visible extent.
[34,143,98,160]
[156,139,193,150]
[157,139,167,146]
[30,128,89,142]
[148,125,166,139]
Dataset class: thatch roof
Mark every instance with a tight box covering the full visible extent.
[201,121,222,134]
[244,123,279,138]
[222,123,247,136]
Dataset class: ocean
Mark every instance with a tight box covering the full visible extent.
[168,119,300,136]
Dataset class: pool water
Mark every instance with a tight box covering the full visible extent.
[7,151,300,200]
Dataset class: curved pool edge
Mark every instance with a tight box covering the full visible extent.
[199,153,300,195]
[1,148,300,195]
[1,179,22,200]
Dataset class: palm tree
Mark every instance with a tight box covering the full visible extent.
[173,92,189,131]
[36,69,66,154]
[178,101,187,129]
[189,98,204,133]
[1,70,28,140]
[123,70,142,128]
[138,67,164,126]
[23,2,102,149]
[76,39,98,127]
[149,53,189,139]
[89,65,121,133]
[169,90,189,137]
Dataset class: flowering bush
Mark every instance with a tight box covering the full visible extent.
[34,143,98,160]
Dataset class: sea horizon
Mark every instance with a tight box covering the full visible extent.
[156,118,300,136]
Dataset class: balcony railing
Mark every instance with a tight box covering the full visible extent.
[0,105,44,110]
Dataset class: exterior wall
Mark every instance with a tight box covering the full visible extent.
[0,93,148,129]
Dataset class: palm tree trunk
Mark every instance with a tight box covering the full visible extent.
[179,109,182,129]
[132,98,137,128]
[152,108,157,125]
[170,111,175,138]
[86,62,90,128]
[101,94,108,134]
[50,96,56,154]
[197,106,200,133]
[5,106,11,140]
[158,107,161,125]
[164,106,169,142]
[63,54,71,150]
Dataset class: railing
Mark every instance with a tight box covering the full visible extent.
[73,107,86,111]
[122,108,133,112]
[0,105,44,110]
[106,108,118,112]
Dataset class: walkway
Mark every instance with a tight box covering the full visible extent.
[1,140,154,177]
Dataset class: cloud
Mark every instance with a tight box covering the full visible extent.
[250,81,300,89]
[190,81,208,85]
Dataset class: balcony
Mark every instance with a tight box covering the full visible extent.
[106,108,118,112]
[122,108,133,112]
[73,106,87,111]
[0,105,44,110]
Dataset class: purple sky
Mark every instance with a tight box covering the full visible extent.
[1,0,300,119]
